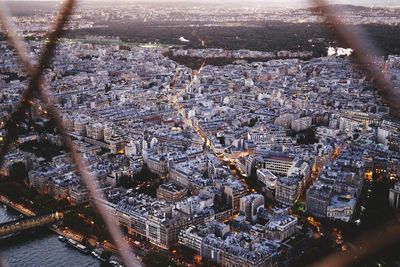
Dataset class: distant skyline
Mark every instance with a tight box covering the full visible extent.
[107,0,400,8]
[7,0,400,8]
[272,0,399,7]
[264,0,400,7]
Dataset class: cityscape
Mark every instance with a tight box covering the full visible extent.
[0,1,399,267]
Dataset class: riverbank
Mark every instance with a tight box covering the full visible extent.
[0,193,142,266]
[0,205,100,267]
[0,195,36,217]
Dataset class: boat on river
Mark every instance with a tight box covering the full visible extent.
[66,238,89,254]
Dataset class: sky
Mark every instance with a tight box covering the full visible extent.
[108,0,400,8]
[269,0,400,7]
[8,0,400,8]
[199,0,400,8]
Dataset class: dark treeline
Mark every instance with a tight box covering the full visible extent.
[66,21,400,57]
[1,1,399,56]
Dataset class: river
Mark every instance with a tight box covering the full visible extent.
[0,205,100,267]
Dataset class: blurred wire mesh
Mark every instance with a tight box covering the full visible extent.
[310,1,400,266]
[0,0,398,267]
[0,1,138,266]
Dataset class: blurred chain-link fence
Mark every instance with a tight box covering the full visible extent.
[0,0,398,267]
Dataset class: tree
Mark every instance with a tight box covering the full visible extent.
[218,136,225,146]
[9,162,27,181]
[119,175,133,188]
[100,250,112,261]
[142,250,177,267]
[81,237,90,247]
[249,117,258,127]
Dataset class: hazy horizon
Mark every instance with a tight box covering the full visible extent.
[6,0,400,8]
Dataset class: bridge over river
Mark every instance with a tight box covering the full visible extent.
[0,212,63,237]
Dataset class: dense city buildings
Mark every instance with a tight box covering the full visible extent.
[0,1,399,267]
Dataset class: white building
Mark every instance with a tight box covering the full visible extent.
[86,122,105,141]
[240,193,264,223]
[264,215,298,241]
[257,168,278,191]
[389,182,400,209]
[326,195,356,222]
[291,116,312,132]
[275,177,301,206]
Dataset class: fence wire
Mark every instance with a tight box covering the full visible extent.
[312,0,400,119]
[0,1,139,267]
[311,1,400,266]
[0,1,398,267]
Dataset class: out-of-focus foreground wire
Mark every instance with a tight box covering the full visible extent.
[0,0,398,266]
[311,0,400,118]
[313,221,400,267]
[0,1,140,266]
[0,2,33,73]
[0,0,78,168]
[310,0,400,266]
